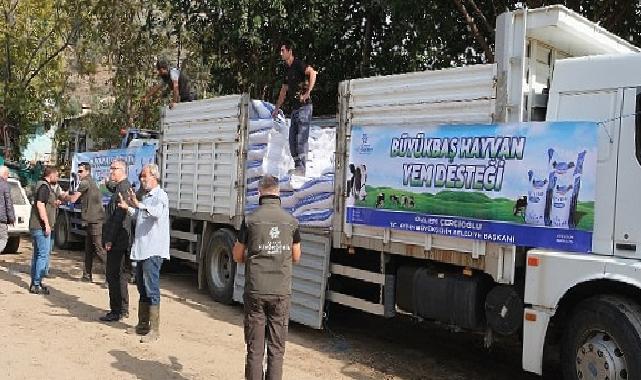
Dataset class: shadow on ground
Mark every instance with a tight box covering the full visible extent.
[109,350,189,380]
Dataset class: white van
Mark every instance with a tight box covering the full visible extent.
[3,178,31,253]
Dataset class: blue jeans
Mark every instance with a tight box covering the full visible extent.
[30,229,51,287]
[135,256,163,305]
[289,104,313,169]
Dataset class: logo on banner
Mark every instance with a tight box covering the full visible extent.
[357,132,373,154]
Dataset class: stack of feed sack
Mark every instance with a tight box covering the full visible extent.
[245,100,336,228]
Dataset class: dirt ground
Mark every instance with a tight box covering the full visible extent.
[0,238,557,380]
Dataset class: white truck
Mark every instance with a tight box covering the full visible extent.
[61,5,641,379]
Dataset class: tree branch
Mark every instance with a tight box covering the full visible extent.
[21,23,79,89]
[466,0,494,38]
[452,0,494,63]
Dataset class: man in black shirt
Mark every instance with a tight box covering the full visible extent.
[272,41,318,176]
[28,167,61,295]
[144,58,193,109]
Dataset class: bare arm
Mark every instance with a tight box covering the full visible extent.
[172,80,179,103]
[143,84,164,102]
[305,66,317,95]
[67,192,82,203]
[292,242,301,263]
[272,84,288,117]
[233,242,246,263]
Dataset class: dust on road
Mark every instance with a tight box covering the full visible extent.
[0,238,553,380]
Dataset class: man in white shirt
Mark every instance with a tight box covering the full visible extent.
[118,164,169,343]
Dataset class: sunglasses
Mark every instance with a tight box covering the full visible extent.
[78,170,84,173]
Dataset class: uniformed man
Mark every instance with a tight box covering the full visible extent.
[66,162,106,282]
[233,175,302,380]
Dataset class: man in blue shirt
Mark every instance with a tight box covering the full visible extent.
[118,163,169,343]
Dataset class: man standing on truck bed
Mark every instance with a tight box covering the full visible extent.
[100,159,132,322]
[66,162,106,282]
[0,166,15,253]
[28,167,60,295]
[233,175,302,380]
[143,58,193,110]
[271,41,317,176]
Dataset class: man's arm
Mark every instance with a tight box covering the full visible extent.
[143,83,164,103]
[292,227,302,263]
[300,66,317,103]
[233,220,248,263]
[36,201,50,235]
[67,180,87,203]
[233,242,246,264]
[292,243,302,263]
[271,84,288,117]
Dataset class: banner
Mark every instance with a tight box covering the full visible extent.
[71,146,157,203]
[346,122,598,253]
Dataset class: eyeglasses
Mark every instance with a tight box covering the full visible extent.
[109,167,123,171]
[77,170,84,173]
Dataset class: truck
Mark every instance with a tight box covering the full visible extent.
[58,5,641,379]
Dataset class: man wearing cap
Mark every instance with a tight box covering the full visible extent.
[233,175,302,380]
[143,58,193,109]
[66,162,106,282]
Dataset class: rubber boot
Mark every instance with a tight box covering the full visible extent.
[140,305,159,343]
[127,302,150,335]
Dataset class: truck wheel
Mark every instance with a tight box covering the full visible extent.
[561,295,641,380]
[54,212,71,250]
[2,236,20,254]
[204,229,237,305]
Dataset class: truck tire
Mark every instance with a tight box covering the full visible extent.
[54,212,71,250]
[2,236,20,254]
[204,229,237,305]
[561,295,641,380]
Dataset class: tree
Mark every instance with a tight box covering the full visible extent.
[0,0,88,157]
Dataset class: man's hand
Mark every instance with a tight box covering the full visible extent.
[44,224,51,237]
[127,188,139,208]
[299,92,310,104]
[105,242,112,252]
[117,192,129,210]
[271,107,280,118]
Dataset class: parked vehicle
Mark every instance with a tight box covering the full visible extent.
[56,6,641,378]
[3,178,31,254]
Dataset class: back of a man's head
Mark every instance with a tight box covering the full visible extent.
[0,165,9,179]
[258,175,279,196]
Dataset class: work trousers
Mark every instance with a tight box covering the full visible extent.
[244,294,291,380]
[84,222,106,275]
[105,248,130,314]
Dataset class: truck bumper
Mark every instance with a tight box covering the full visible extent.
[522,307,553,375]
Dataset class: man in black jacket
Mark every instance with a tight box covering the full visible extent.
[100,159,132,322]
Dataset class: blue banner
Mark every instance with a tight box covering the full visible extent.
[346,122,598,253]
[71,146,157,203]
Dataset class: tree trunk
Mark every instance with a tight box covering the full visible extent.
[360,2,374,77]
[452,0,495,63]
[466,0,494,38]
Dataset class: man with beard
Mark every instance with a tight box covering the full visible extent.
[100,159,132,321]
[28,167,61,294]
[143,58,193,109]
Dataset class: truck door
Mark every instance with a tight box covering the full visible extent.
[613,88,641,258]
[547,89,622,255]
